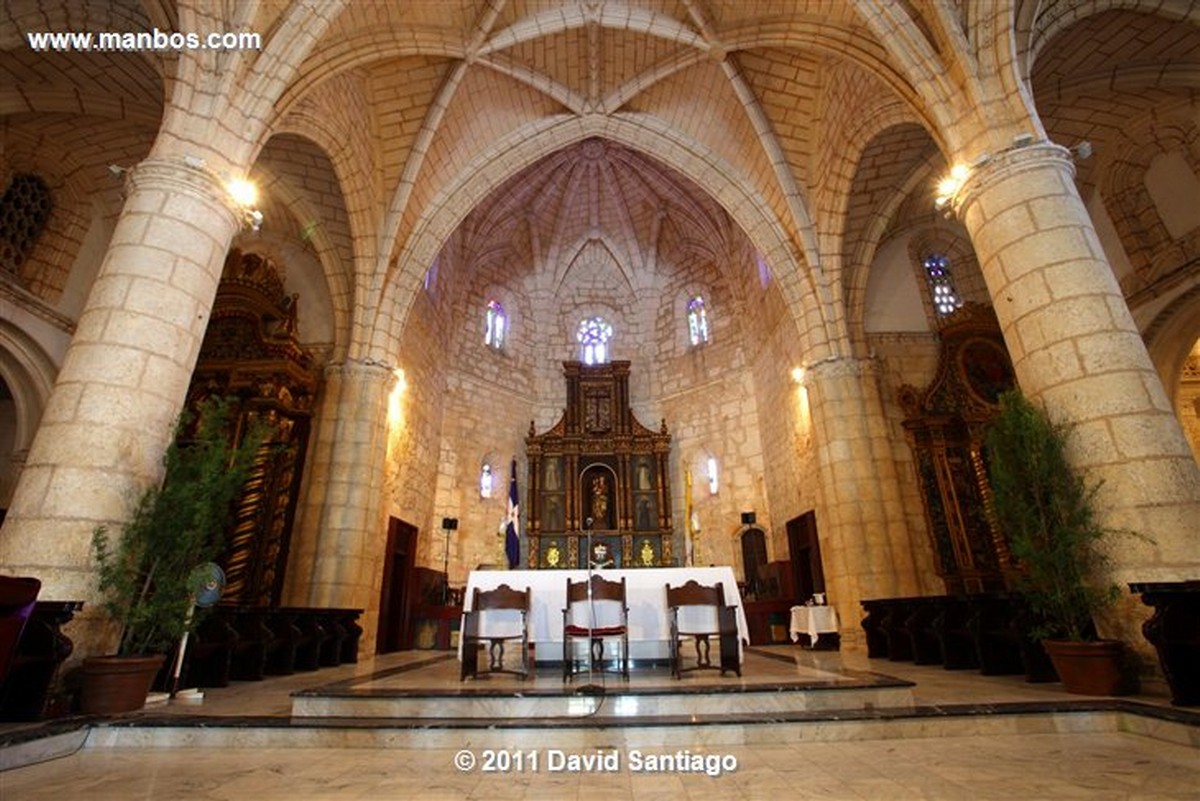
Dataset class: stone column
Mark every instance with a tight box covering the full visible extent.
[953,143,1200,659]
[286,358,394,653]
[0,158,241,649]
[804,356,934,650]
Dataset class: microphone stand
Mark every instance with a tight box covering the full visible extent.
[575,517,605,697]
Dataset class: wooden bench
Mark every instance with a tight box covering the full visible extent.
[1130,581,1200,706]
[861,593,1057,682]
[183,605,363,686]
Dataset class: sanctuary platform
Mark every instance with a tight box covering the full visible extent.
[4,645,1198,759]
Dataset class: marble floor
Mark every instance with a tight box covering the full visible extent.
[2,646,1198,800]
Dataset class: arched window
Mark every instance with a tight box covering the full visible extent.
[0,174,53,276]
[687,296,710,346]
[484,299,506,349]
[923,254,962,316]
[755,251,772,288]
[577,316,613,365]
[423,255,440,292]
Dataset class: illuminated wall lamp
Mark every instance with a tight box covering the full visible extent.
[225,177,263,232]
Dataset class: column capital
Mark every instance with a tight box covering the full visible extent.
[804,354,878,382]
[126,156,243,226]
[953,141,1075,218]
[325,357,397,382]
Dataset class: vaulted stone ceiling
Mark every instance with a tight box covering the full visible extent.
[454,137,743,295]
[4,1,1198,351]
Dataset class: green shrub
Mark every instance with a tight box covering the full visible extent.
[92,397,264,655]
[984,390,1120,641]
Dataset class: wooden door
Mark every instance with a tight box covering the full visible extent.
[375,517,417,654]
[786,511,825,602]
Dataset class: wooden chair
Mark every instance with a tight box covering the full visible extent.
[562,574,629,681]
[460,583,531,681]
[666,579,741,678]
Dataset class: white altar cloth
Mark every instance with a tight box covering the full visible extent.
[460,567,750,662]
[789,604,840,647]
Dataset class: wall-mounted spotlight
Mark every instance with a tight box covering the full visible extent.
[224,177,262,232]
[934,164,971,215]
[706,456,719,495]
[1070,141,1093,161]
[107,164,128,177]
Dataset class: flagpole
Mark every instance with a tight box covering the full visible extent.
[505,457,521,570]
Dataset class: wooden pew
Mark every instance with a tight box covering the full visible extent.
[1130,581,1200,706]
[182,605,363,686]
[0,600,83,721]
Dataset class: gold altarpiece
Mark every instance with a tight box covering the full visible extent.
[185,249,319,606]
[899,305,1018,595]
[525,361,673,569]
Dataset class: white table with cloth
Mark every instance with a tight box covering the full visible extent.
[789,604,840,647]
[459,567,750,663]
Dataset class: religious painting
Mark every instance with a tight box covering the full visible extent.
[542,457,562,491]
[542,494,564,532]
[539,539,566,570]
[634,494,657,531]
[958,337,1014,406]
[583,386,613,433]
[634,537,659,568]
[633,456,654,490]
[584,536,620,569]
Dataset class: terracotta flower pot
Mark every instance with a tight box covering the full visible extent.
[81,654,166,714]
[1042,639,1127,696]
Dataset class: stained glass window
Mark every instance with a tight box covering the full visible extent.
[485,299,506,349]
[687,296,710,346]
[923,254,962,316]
[577,316,613,365]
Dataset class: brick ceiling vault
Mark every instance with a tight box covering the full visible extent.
[4,2,1195,362]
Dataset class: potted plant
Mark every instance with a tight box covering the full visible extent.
[83,397,262,713]
[984,389,1129,695]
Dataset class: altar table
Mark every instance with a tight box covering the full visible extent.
[460,567,750,663]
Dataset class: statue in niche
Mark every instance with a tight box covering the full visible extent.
[544,459,560,490]
[591,473,610,526]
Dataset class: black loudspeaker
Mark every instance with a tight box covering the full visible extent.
[442,517,459,530]
[741,512,756,525]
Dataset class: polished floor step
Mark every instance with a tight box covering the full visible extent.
[289,652,917,719]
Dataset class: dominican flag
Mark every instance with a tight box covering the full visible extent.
[505,458,520,569]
